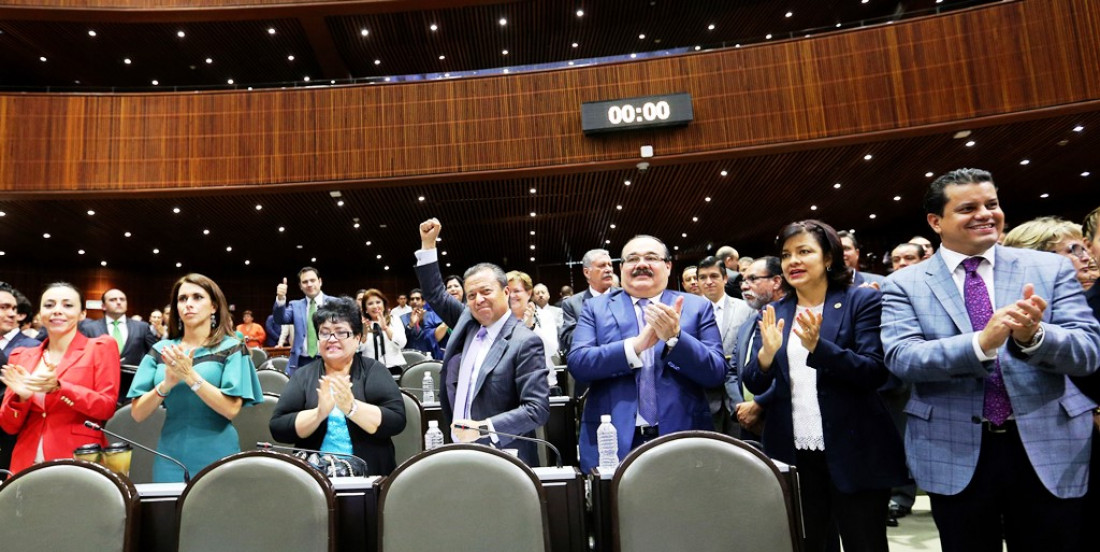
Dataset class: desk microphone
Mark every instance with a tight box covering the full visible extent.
[83,421,191,483]
[452,423,563,468]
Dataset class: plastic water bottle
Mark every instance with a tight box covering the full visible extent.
[597,414,619,470]
[425,420,445,451]
[421,371,436,403]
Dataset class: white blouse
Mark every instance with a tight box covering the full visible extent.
[360,315,408,368]
[788,303,825,451]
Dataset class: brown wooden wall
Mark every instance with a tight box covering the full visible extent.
[2,0,1098,195]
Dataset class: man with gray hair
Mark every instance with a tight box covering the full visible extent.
[559,247,616,356]
[716,245,743,297]
[414,218,550,466]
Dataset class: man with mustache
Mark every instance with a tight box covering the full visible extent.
[568,235,726,472]
[729,256,785,438]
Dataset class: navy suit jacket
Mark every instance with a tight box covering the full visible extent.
[400,306,443,359]
[415,261,549,466]
[272,293,327,371]
[79,317,159,366]
[729,312,777,414]
[882,246,1100,498]
[568,288,726,473]
[743,286,907,493]
[1,332,40,367]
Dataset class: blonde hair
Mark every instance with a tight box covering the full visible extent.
[505,270,533,292]
[1002,216,1083,252]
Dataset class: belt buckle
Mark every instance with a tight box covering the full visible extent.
[638,425,658,437]
[984,421,1009,434]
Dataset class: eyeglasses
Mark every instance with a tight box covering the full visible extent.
[744,274,778,283]
[1055,243,1091,260]
[318,330,354,341]
[623,254,668,266]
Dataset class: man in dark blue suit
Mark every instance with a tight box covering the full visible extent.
[569,235,726,472]
[272,267,328,374]
[78,288,159,366]
[0,282,41,469]
[400,289,443,359]
[414,219,549,465]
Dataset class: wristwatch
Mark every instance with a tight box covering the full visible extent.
[189,377,205,392]
[665,332,680,349]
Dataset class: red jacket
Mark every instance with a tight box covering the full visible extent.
[0,333,120,473]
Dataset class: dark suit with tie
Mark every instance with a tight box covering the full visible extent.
[79,316,159,366]
[729,313,776,439]
[415,261,549,466]
[558,289,594,356]
[0,331,41,469]
[569,289,726,473]
[272,293,327,373]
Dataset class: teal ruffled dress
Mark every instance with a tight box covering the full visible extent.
[128,337,263,482]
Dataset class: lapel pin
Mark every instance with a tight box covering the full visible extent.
[833,302,842,309]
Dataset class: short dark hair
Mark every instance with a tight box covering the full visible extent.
[836,230,859,250]
[409,288,423,297]
[298,266,321,279]
[924,168,994,216]
[758,256,782,278]
[775,220,852,293]
[313,296,363,337]
[242,309,253,316]
[14,289,34,325]
[100,288,124,303]
[697,256,724,273]
[445,275,465,289]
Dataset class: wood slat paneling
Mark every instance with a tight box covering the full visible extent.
[1,0,1097,194]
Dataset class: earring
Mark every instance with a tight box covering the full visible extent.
[210,313,217,329]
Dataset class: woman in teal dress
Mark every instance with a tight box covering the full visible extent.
[128,273,263,482]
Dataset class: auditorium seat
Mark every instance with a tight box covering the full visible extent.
[259,356,290,374]
[233,393,288,451]
[256,368,290,395]
[106,403,166,484]
[0,459,140,552]
[400,349,428,366]
[393,390,424,467]
[177,451,335,552]
[612,431,802,552]
[249,347,269,368]
[378,445,550,552]
[399,361,442,403]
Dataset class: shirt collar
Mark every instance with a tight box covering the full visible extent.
[588,286,606,297]
[1,327,20,345]
[482,310,511,341]
[939,244,997,273]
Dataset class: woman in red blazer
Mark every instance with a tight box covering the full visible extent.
[0,283,120,473]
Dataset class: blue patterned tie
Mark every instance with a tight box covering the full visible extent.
[962,257,1012,425]
[636,299,658,424]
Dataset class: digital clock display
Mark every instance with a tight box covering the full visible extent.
[581,93,693,134]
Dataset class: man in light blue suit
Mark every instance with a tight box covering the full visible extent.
[882,168,1100,551]
[569,235,726,473]
[272,267,328,375]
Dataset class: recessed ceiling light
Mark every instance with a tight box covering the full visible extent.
[862,0,869,4]
[568,61,575,66]
[374,59,381,65]
[376,254,382,259]
[1040,193,1050,198]
[203,229,210,235]
[1073,125,1084,132]
[0,251,5,256]
[153,248,160,254]
[694,46,701,51]
[0,211,4,217]
[1020,159,1030,165]
[123,58,132,64]
[152,80,159,86]
[430,24,438,31]
[786,11,793,18]
[205,58,213,64]
[530,212,537,217]
[735,44,741,48]
[418,195,426,201]
[227,79,234,85]
[366,240,373,246]
[360,29,369,37]
[605,240,611,244]
[88,30,97,37]
[863,154,872,160]
[925,171,934,177]
[503,69,510,73]
[87,210,95,215]
[530,230,536,236]
[576,9,584,17]
[446,262,452,267]
[836,23,842,28]
[39,56,47,62]
[707,24,715,31]
[529,244,536,250]
[810,205,818,211]
[311,257,317,262]
[893,196,901,201]
[77,249,85,255]
[530,257,535,262]
[965,140,976,147]
[353,222,360,229]
[720,170,728,176]
[441,250,447,255]
[765,34,773,40]
[705,196,712,202]
[692,216,699,222]
[175,262,182,268]
[226,246,233,252]
[172,207,181,213]
[502,49,509,55]
[438,55,445,60]
[384,265,391,270]
[124,231,131,237]
[1083,171,1092,177]
[278,226,285,232]
[287,55,295,61]
[629,53,637,59]
[177,30,185,38]
[267,28,276,35]
[529,188,536,193]
[610,224,616,229]
[674,246,679,251]
[616,205,622,210]
[833,183,842,189]
[303,76,310,82]
[245,260,251,265]
[296,245,303,249]
[255,204,262,210]
[499,18,507,26]
[100,261,107,267]
[681,233,687,238]
[337,200,344,206]
[639,34,646,40]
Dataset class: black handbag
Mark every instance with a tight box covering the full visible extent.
[293,450,369,478]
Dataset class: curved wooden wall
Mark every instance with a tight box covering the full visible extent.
[1,0,1097,194]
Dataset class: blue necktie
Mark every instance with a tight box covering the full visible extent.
[636,299,658,424]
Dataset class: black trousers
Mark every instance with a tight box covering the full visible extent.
[794,449,890,552]
[928,423,1084,552]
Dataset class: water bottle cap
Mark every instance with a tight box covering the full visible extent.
[428,420,439,428]
[600,414,611,423]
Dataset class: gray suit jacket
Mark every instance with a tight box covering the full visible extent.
[415,260,550,466]
[708,295,753,415]
[882,246,1100,498]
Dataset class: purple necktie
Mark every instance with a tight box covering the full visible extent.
[962,257,1012,425]
[636,299,658,424]
[454,327,490,420]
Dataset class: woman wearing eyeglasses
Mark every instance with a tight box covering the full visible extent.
[128,274,264,482]
[743,220,906,552]
[1004,216,1095,290]
[270,297,406,475]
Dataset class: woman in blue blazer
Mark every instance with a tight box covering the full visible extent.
[743,220,906,552]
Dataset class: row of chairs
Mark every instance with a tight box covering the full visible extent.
[0,432,801,552]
